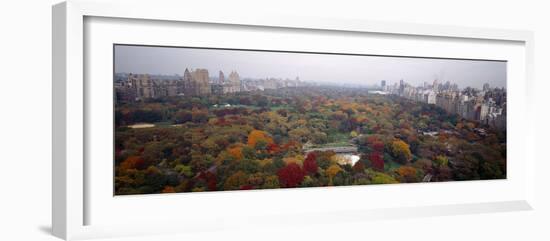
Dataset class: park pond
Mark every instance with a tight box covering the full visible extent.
[304,145,360,166]
[335,153,361,166]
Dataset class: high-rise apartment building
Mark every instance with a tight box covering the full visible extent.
[183,68,211,96]
[223,71,241,93]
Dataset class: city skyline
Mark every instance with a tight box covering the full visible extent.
[114,45,507,89]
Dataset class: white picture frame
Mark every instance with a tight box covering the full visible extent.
[52,0,536,240]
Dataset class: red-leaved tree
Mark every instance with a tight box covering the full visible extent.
[369,152,384,171]
[277,163,306,188]
[372,141,385,152]
[303,152,318,175]
[266,143,280,153]
[352,161,365,173]
[199,171,217,191]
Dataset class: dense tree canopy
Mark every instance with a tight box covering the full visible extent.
[114,86,506,195]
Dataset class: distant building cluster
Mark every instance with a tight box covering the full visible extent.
[115,68,303,102]
[241,76,302,91]
[384,79,506,130]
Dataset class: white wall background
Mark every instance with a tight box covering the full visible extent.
[0,0,548,240]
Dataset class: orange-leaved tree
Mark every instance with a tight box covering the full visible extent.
[119,156,147,170]
[227,145,244,161]
[247,130,274,148]
[395,166,418,182]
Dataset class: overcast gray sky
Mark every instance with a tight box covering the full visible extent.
[114,45,506,89]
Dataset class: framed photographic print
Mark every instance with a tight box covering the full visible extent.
[113,44,508,194]
[52,0,536,240]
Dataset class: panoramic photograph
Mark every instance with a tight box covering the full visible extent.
[113,44,507,195]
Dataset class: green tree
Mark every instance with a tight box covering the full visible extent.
[223,171,249,190]
[262,175,280,189]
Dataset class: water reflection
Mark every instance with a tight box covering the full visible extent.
[335,154,360,166]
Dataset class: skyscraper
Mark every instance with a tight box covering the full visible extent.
[183,68,211,96]
[483,83,490,92]
[223,71,241,93]
[219,71,225,84]
[399,79,405,96]
[432,79,439,92]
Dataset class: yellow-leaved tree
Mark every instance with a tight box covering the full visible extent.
[326,164,343,185]
[391,139,412,164]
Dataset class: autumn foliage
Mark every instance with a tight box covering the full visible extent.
[119,156,146,170]
[247,130,274,147]
[391,139,413,163]
[396,166,417,180]
[266,143,280,153]
[114,85,507,195]
[303,152,318,175]
[372,142,385,152]
[352,161,365,173]
[369,152,384,171]
[227,146,244,160]
[224,171,248,190]
[277,163,306,188]
[162,186,176,193]
[326,164,343,185]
